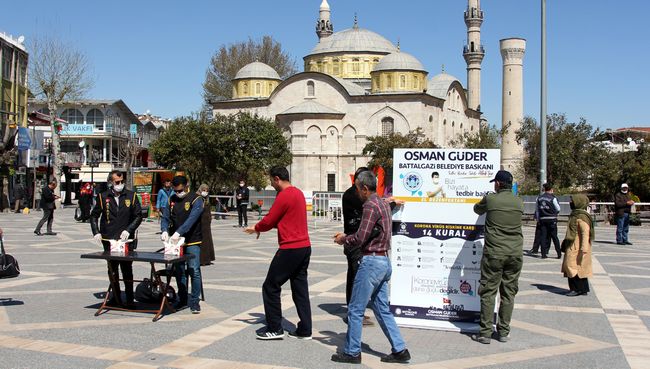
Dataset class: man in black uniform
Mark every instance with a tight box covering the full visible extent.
[342,167,374,326]
[90,170,142,309]
[236,179,250,228]
[161,175,204,314]
[34,180,59,236]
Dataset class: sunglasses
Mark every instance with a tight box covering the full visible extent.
[174,189,185,194]
[113,180,124,185]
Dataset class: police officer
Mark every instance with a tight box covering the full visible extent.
[473,170,523,344]
[536,183,561,259]
[161,175,204,314]
[90,170,142,309]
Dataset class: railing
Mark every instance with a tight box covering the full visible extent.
[463,44,486,54]
[522,201,650,224]
[312,192,344,225]
[464,9,484,19]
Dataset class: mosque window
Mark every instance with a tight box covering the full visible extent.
[255,83,261,95]
[460,123,464,129]
[307,81,315,97]
[243,82,248,94]
[429,115,433,123]
[452,121,455,127]
[386,75,392,89]
[352,58,360,73]
[400,75,406,89]
[269,82,274,93]
[333,59,340,75]
[381,117,394,137]
[413,75,419,89]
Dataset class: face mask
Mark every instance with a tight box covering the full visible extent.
[432,178,440,185]
[239,183,245,187]
[622,189,628,194]
[175,191,187,199]
[113,184,125,193]
[201,191,208,197]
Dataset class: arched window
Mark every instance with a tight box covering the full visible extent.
[399,75,406,89]
[381,117,394,137]
[386,75,392,89]
[352,58,360,73]
[87,109,104,130]
[60,109,84,124]
[243,82,248,95]
[269,82,274,93]
[255,82,261,95]
[333,59,340,75]
[413,75,419,89]
[307,81,315,97]
[105,109,117,132]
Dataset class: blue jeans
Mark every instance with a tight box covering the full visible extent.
[616,213,630,243]
[344,255,406,356]
[175,245,202,305]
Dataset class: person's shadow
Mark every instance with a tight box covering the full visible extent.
[0,298,24,307]
[315,330,385,357]
[318,303,347,322]
[531,283,568,295]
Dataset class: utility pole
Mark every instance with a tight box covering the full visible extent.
[540,0,548,187]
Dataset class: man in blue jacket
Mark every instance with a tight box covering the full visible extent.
[157,179,173,232]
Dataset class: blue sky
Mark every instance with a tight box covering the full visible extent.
[2,0,648,129]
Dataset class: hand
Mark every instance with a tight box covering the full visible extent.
[93,233,103,246]
[244,226,260,239]
[334,232,346,245]
[160,231,169,242]
[119,230,130,241]
[170,232,181,244]
[627,200,635,206]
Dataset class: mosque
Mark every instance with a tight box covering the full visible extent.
[212,0,525,192]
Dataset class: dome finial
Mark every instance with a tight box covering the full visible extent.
[320,0,330,10]
[397,38,401,51]
[353,13,358,29]
[441,64,445,73]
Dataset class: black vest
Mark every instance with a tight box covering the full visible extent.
[537,192,559,220]
[96,190,140,239]
[169,192,203,245]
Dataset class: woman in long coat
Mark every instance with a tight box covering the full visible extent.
[197,184,216,266]
[561,194,593,296]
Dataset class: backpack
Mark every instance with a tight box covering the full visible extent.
[0,238,20,279]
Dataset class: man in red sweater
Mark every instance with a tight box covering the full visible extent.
[244,166,312,340]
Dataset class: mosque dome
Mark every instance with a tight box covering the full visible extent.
[234,62,281,81]
[427,72,461,99]
[308,27,397,56]
[373,51,426,72]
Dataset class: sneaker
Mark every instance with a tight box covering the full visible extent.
[287,330,312,340]
[380,349,411,363]
[34,230,42,236]
[362,316,374,326]
[471,334,491,344]
[44,232,57,236]
[331,352,361,364]
[256,328,284,340]
[190,303,201,314]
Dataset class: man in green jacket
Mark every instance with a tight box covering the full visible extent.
[473,170,523,344]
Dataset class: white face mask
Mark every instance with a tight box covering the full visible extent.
[432,178,440,185]
[113,184,125,193]
[201,191,208,197]
[622,189,628,194]
[175,190,187,199]
[239,183,245,187]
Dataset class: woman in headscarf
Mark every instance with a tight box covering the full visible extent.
[561,194,593,296]
[197,184,216,266]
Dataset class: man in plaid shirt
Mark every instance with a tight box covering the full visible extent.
[332,171,410,364]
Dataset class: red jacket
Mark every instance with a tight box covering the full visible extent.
[255,186,310,249]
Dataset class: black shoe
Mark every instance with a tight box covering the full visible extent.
[190,303,201,314]
[380,349,411,363]
[256,328,284,340]
[526,249,538,255]
[44,232,57,236]
[616,242,625,245]
[566,291,581,297]
[34,230,42,236]
[625,241,633,245]
[541,255,548,259]
[331,352,361,364]
[287,330,312,340]
[557,255,562,259]
[471,334,491,344]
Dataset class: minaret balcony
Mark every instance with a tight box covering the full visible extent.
[464,8,484,20]
[463,44,486,55]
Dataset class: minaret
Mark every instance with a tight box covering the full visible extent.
[463,0,485,111]
[500,38,526,172]
[316,0,333,40]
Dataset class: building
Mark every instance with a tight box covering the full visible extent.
[28,99,160,187]
[213,0,487,192]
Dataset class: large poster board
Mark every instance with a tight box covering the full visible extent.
[133,172,154,210]
[390,149,500,332]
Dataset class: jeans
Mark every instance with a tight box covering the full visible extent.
[616,213,630,243]
[175,245,202,306]
[344,256,406,356]
[262,247,312,335]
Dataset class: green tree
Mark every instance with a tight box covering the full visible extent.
[149,113,291,190]
[362,128,437,170]
[450,123,503,149]
[516,114,609,194]
[203,36,298,102]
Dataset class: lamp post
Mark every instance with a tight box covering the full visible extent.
[540,0,548,187]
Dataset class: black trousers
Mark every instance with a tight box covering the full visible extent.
[262,247,312,335]
[568,276,590,293]
[238,204,248,226]
[102,241,134,303]
[35,208,54,232]
[345,254,361,305]
[530,222,542,252]
[539,220,561,257]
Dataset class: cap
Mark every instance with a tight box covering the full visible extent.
[621,183,629,188]
[490,170,513,184]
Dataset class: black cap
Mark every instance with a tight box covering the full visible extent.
[490,170,513,184]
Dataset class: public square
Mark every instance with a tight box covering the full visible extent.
[0,208,648,369]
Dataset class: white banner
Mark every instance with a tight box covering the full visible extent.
[390,148,500,332]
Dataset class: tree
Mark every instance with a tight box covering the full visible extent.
[149,113,291,190]
[516,114,610,194]
[203,36,297,102]
[118,136,145,188]
[29,35,93,199]
[362,128,437,170]
[450,123,503,149]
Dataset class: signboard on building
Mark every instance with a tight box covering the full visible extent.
[133,171,154,210]
[390,148,500,332]
[130,123,138,136]
[17,127,31,150]
[60,124,94,135]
